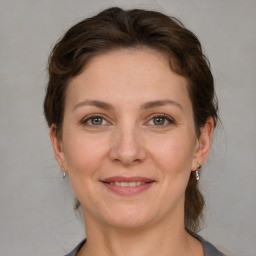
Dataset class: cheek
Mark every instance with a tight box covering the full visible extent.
[63,132,109,177]
[143,133,197,215]
[149,132,196,176]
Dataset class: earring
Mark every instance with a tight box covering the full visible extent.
[195,161,201,181]
[61,167,67,179]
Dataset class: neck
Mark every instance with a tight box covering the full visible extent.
[78,209,203,256]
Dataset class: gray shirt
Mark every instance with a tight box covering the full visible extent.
[64,233,224,256]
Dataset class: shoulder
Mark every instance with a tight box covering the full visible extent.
[64,239,86,256]
[192,233,225,256]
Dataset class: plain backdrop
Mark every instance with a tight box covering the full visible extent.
[0,0,255,255]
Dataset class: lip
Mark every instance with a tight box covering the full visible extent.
[101,176,155,183]
[100,176,155,196]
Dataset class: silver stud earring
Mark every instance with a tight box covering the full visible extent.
[195,161,201,181]
[61,167,67,179]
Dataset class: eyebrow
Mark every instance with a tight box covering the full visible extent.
[141,99,183,110]
[73,99,183,111]
[73,100,113,110]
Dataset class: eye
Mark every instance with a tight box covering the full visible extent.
[82,115,108,126]
[147,114,174,127]
[152,116,167,125]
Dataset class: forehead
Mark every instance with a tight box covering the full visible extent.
[66,47,191,111]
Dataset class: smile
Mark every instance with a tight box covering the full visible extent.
[108,181,146,187]
[101,176,155,195]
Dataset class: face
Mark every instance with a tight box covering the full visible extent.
[51,48,213,230]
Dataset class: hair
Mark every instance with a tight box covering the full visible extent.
[44,7,218,232]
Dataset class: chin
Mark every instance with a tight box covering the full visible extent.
[102,205,156,229]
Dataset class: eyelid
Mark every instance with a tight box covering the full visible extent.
[81,113,111,126]
[80,113,175,127]
[145,113,176,126]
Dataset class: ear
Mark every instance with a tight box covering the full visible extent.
[49,124,67,172]
[192,117,214,170]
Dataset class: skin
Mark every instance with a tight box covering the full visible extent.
[50,47,214,256]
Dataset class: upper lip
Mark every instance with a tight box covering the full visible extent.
[101,176,155,183]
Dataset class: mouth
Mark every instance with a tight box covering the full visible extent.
[100,176,155,195]
[106,181,148,187]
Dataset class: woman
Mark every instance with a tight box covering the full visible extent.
[44,7,224,256]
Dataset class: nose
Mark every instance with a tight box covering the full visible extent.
[109,124,147,166]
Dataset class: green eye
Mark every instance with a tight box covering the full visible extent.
[82,115,107,126]
[90,117,103,125]
[147,114,174,127]
[153,116,167,125]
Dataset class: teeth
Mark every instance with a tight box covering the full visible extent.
[109,181,146,187]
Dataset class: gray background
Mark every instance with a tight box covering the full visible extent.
[0,0,255,255]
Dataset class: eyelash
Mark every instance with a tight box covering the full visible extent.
[81,114,109,127]
[147,113,175,127]
[81,113,175,128]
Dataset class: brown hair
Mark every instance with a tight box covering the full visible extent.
[44,7,218,232]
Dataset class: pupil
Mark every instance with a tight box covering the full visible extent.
[154,117,165,125]
[92,117,102,125]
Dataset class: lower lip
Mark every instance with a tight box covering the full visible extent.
[101,182,154,195]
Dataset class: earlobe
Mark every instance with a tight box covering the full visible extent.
[49,124,66,169]
[193,117,214,167]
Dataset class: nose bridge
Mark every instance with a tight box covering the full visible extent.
[109,118,146,165]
